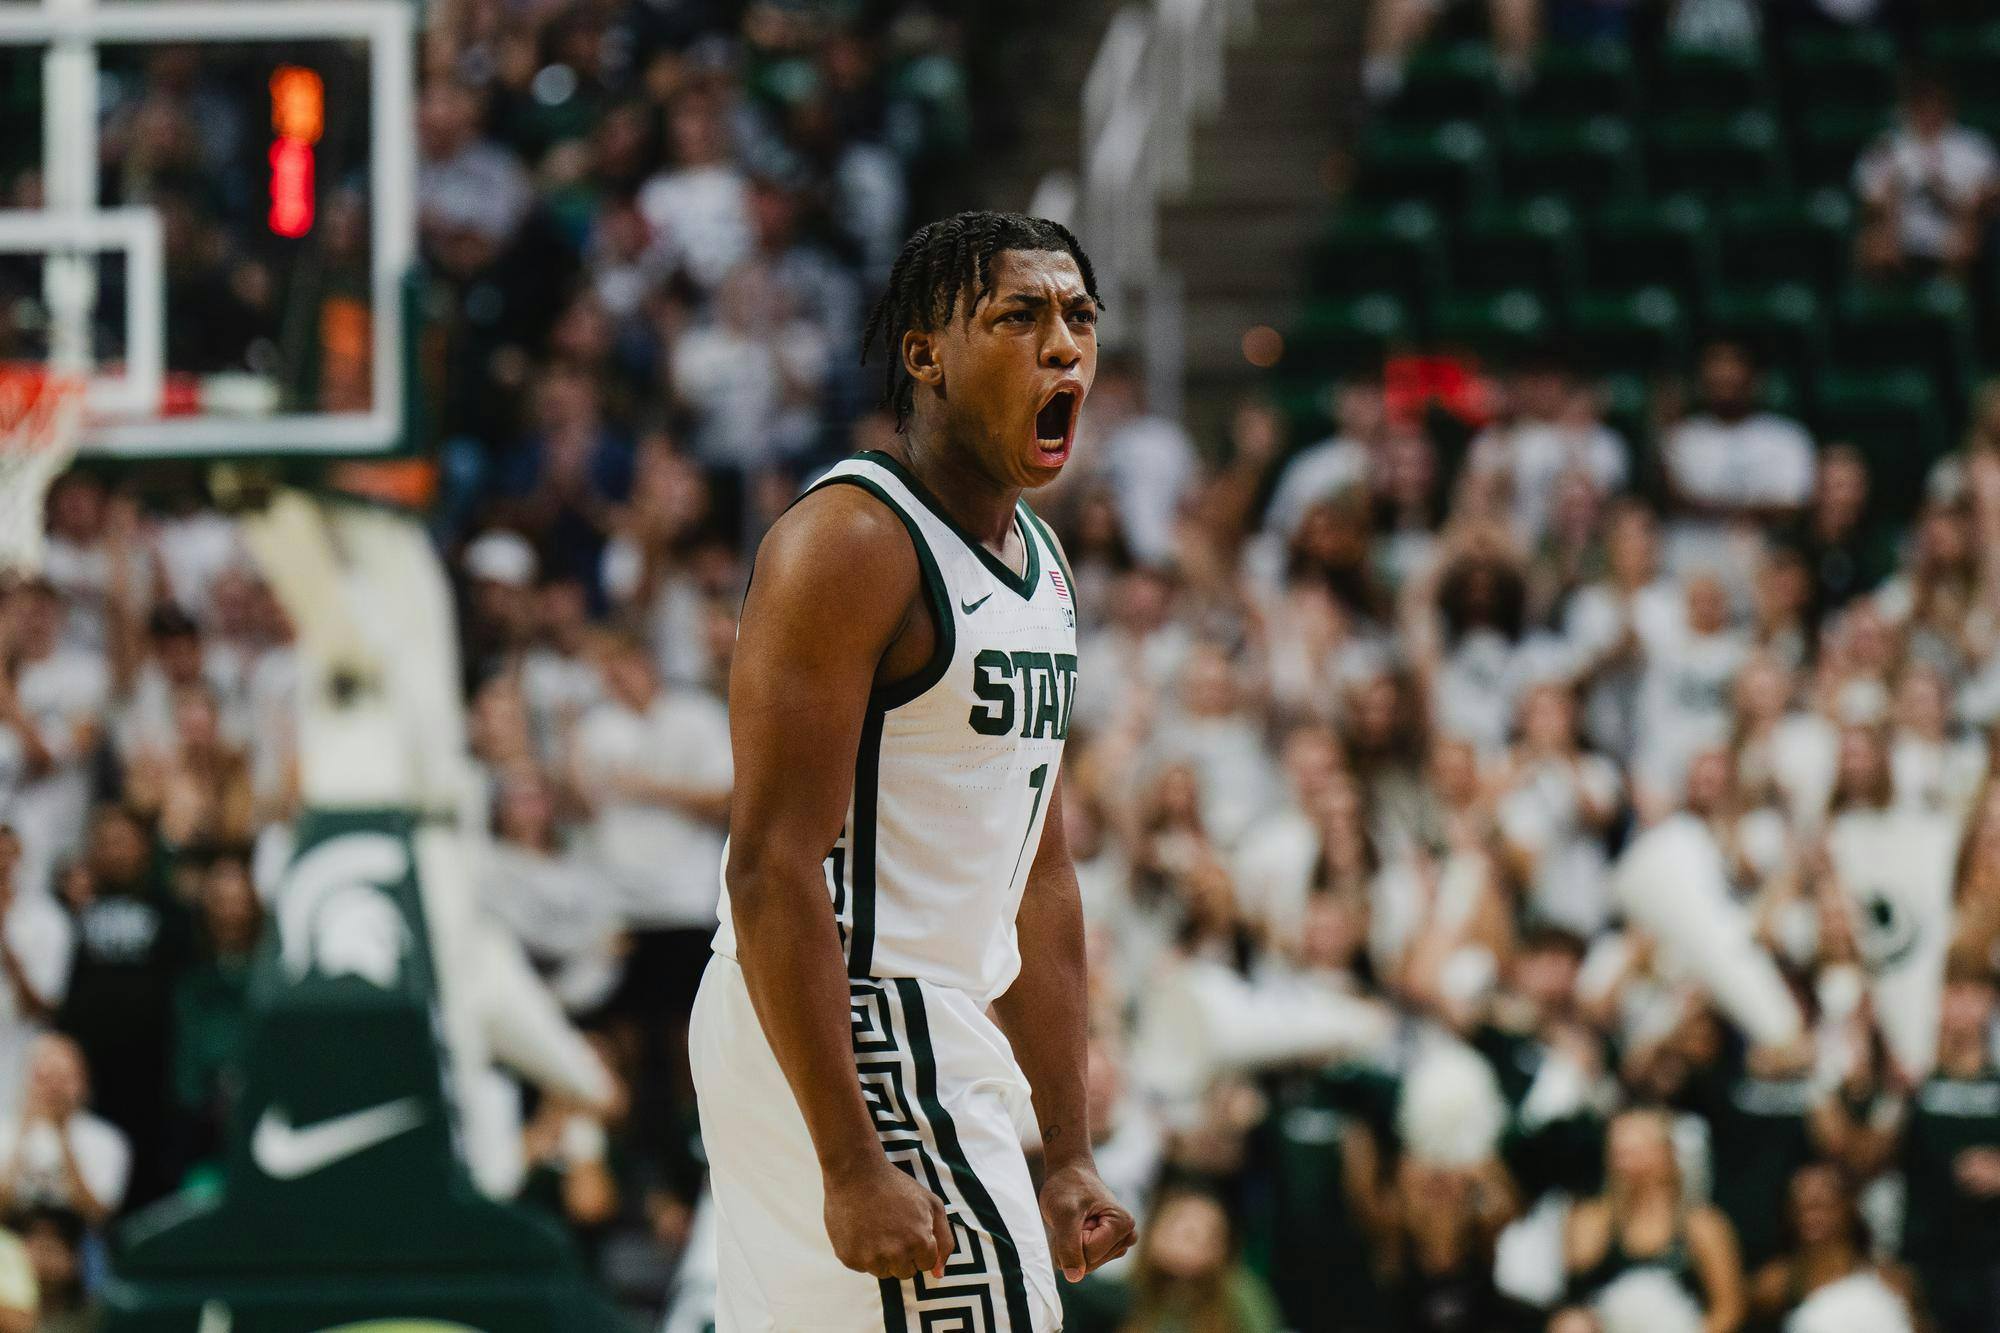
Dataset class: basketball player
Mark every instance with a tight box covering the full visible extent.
[690,212,1134,1331]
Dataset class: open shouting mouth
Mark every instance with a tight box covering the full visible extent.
[1034,386,1081,468]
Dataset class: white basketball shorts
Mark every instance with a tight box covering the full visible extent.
[689,954,1063,1332]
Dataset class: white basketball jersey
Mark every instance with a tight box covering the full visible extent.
[714,451,1079,1004]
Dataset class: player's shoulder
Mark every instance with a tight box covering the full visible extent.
[749,477,922,614]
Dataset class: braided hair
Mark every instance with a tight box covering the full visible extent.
[861,211,1102,432]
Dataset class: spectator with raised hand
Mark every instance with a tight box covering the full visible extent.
[122,685,255,856]
[1468,355,1629,552]
[1494,679,1622,938]
[1856,67,2000,281]
[1565,502,1683,767]
[1632,571,1751,823]
[1401,523,1541,759]
[0,1036,128,1229]
[112,605,244,769]
[0,579,110,878]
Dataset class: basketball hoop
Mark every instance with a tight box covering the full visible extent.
[0,363,86,575]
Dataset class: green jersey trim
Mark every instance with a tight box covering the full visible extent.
[805,473,957,980]
[855,450,1041,601]
[895,978,1034,1328]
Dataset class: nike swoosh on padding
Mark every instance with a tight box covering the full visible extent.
[251,1097,426,1180]
[960,593,993,614]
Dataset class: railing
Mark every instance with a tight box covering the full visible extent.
[1032,0,1256,420]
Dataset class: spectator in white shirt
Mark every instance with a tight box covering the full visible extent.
[1634,571,1752,819]
[483,771,625,1017]
[416,80,532,256]
[0,828,68,1113]
[571,636,731,1085]
[0,1035,129,1227]
[1,582,109,882]
[1468,356,1630,548]
[1663,342,1817,584]
[1496,681,1622,937]
[1263,383,1386,541]
[638,92,752,295]
[1070,356,1199,568]
[670,261,831,469]
[1856,70,2000,280]
[113,604,245,765]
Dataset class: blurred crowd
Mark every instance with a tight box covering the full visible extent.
[3,4,2000,1333]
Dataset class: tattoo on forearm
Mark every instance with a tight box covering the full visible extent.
[1043,1124,1062,1147]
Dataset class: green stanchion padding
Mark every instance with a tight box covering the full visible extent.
[102,810,628,1333]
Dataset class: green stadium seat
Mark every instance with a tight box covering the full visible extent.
[1272,380,1336,445]
[1512,40,1639,121]
[1715,190,1854,297]
[1962,100,2000,144]
[1784,28,1899,116]
[1434,288,1552,362]
[1797,107,1890,191]
[1583,195,1719,312]
[1706,283,1830,410]
[1653,44,1775,118]
[1830,280,1979,409]
[1816,369,1948,517]
[1501,115,1643,206]
[1381,42,1503,130]
[1307,201,1448,318]
[1597,372,1655,480]
[1760,370,1804,419]
[1285,293,1413,381]
[1569,287,1690,377]
[1922,22,2000,101]
[1647,110,1790,202]
[1453,197,1584,311]
[1354,120,1497,213]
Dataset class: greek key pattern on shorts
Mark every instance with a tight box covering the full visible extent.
[850,978,1032,1332]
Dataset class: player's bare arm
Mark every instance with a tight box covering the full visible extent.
[723,486,954,1281]
[990,774,1136,1281]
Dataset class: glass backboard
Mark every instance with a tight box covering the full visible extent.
[0,0,415,458]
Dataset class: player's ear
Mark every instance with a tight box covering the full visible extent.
[902,329,945,389]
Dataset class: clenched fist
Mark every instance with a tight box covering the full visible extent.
[824,1157,955,1279]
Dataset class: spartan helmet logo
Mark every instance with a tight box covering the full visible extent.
[278,833,413,988]
[1855,888,1920,974]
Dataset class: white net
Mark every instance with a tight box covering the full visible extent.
[0,366,85,574]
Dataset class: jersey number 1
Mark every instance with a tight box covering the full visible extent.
[1007,763,1050,886]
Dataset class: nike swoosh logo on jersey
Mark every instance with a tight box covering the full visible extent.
[960,592,994,614]
[250,1097,425,1180]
